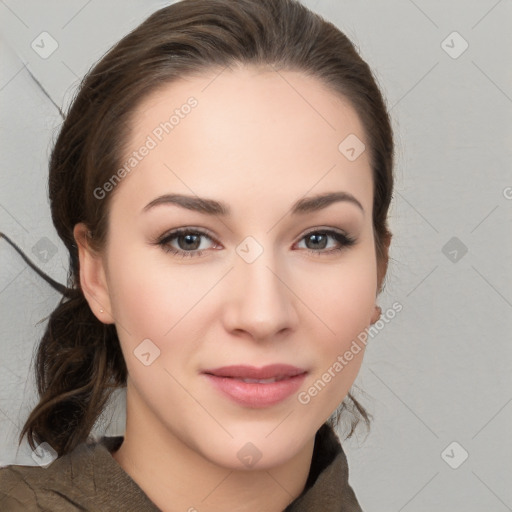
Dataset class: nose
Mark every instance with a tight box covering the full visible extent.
[222,243,299,342]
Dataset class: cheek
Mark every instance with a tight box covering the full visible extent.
[106,242,205,335]
[297,245,378,349]
[104,243,227,388]
[295,245,377,409]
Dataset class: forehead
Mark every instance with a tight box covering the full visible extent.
[109,64,373,220]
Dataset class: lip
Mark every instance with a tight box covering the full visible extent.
[203,364,307,380]
[201,364,308,408]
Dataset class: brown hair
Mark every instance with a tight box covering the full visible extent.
[10,0,393,457]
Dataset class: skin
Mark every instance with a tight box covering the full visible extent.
[74,64,386,512]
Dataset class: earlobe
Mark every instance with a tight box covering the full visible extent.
[73,223,113,324]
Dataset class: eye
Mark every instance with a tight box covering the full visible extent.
[296,229,356,256]
[156,228,218,258]
[153,227,357,259]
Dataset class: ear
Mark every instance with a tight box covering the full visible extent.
[370,305,382,324]
[73,222,113,324]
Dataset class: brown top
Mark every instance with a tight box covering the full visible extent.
[0,423,363,511]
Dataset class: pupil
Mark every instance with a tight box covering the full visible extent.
[182,234,199,250]
[308,233,326,249]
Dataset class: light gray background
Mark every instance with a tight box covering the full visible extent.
[1,1,511,511]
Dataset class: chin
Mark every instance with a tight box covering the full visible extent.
[192,422,313,471]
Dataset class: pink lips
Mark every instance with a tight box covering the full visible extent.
[202,364,307,408]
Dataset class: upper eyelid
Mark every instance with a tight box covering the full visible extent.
[159,227,217,243]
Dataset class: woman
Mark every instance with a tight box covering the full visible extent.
[0,0,394,510]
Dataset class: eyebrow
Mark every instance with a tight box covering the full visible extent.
[142,191,364,216]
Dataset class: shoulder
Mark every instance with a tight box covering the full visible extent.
[0,436,124,511]
[0,464,33,511]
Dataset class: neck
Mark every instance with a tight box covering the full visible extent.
[111,380,316,512]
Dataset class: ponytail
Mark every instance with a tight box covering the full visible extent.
[1,232,126,457]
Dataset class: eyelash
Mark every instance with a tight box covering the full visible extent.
[154,227,356,259]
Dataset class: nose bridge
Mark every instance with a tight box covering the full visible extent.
[224,234,297,338]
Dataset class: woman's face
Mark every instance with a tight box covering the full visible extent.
[78,64,379,469]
